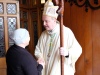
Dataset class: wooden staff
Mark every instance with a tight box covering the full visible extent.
[54,0,64,75]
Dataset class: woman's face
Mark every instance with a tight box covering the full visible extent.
[42,15,57,31]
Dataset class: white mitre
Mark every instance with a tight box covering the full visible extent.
[43,0,59,19]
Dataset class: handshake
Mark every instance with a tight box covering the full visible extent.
[37,58,45,68]
[37,47,69,68]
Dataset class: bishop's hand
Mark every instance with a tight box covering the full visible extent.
[59,47,69,57]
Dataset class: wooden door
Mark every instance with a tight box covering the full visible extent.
[19,0,46,55]
[0,0,20,75]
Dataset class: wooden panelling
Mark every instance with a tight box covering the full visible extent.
[63,2,70,26]
[92,9,100,75]
[64,1,100,75]
[0,58,6,68]
[0,69,6,75]
[83,8,92,75]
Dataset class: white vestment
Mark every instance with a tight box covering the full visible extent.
[35,23,82,75]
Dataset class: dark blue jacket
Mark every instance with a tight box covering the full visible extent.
[6,44,43,75]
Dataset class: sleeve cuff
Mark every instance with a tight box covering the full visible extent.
[65,54,69,58]
[37,64,43,71]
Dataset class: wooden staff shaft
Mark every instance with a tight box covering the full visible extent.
[53,0,64,74]
[54,0,64,75]
[60,14,64,75]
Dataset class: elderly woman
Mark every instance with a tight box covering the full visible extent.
[6,28,45,75]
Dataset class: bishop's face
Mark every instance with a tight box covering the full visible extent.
[42,15,57,31]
